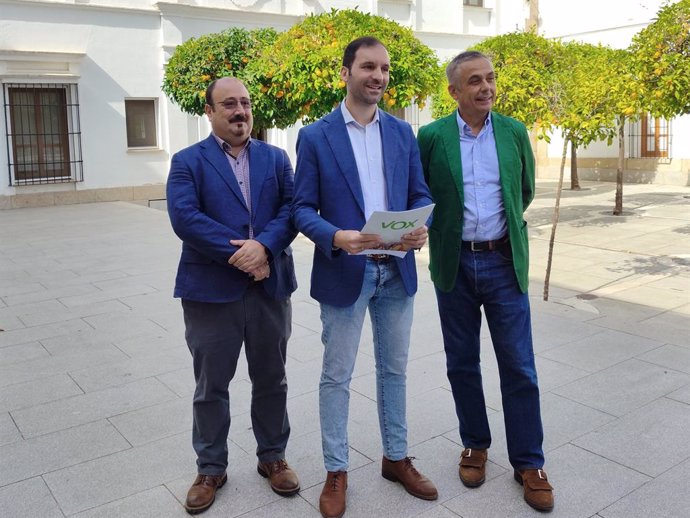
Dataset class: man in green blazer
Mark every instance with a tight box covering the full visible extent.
[417,51,554,512]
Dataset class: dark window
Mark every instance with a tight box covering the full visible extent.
[3,83,83,185]
[464,0,484,6]
[125,99,157,148]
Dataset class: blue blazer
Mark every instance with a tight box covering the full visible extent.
[167,135,297,303]
[292,107,433,307]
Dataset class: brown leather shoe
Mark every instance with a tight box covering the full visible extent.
[319,471,347,518]
[381,456,438,500]
[257,459,300,496]
[459,448,488,487]
[184,472,227,515]
[514,468,554,512]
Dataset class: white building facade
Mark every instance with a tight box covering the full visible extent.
[0,0,530,208]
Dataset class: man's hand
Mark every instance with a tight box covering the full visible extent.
[228,239,268,273]
[250,262,270,281]
[333,230,383,255]
[399,225,428,252]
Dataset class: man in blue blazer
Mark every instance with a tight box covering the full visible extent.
[167,77,299,514]
[292,37,437,518]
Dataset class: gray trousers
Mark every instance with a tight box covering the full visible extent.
[182,284,292,475]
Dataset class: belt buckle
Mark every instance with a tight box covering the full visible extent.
[368,253,388,261]
[470,241,482,252]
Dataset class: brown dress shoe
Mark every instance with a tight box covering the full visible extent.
[257,459,300,496]
[319,471,347,518]
[381,456,438,500]
[459,448,488,487]
[184,472,227,515]
[514,468,554,512]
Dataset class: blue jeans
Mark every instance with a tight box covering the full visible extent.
[435,246,544,470]
[319,259,413,472]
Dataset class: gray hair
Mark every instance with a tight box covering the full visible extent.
[445,51,491,83]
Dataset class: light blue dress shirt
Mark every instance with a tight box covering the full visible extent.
[341,102,388,220]
[456,111,506,242]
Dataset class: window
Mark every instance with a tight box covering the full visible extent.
[464,0,484,6]
[628,114,671,159]
[125,99,157,148]
[3,83,83,185]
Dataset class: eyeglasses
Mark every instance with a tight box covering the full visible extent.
[212,99,252,111]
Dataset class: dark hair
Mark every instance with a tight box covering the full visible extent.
[205,79,218,106]
[446,51,491,82]
[342,36,386,70]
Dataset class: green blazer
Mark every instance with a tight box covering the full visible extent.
[417,111,535,293]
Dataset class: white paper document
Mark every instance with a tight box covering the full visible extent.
[357,204,435,258]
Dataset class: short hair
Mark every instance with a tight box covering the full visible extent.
[205,77,245,106]
[342,36,386,70]
[445,51,491,83]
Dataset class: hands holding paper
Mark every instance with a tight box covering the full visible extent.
[333,230,383,255]
[399,225,428,251]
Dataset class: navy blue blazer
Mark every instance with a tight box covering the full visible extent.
[291,107,433,307]
[167,134,297,303]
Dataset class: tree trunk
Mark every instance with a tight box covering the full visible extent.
[613,118,625,215]
[570,138,581,190]
[527,0,540,31]
[543,138,569,301]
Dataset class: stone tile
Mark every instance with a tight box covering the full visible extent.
[599,458,690,518]
[157,367,196,397]
[572,398,690,477]
[666,384,690,404]
[638,344,690,374]
[0,477,63,518]
[0,341,48,365]
[415,506,464,517]
[484,393,615,471]
[552,359,689,417]
[0,412,20,447]
[229,494,319,518]
[443,444,649,518]
[408,387,463,448]
[114,331,187,357]
[71,486,186,518]
[11,377,177,437]
[0,373,83,413]
[0,420,130,486]
[69,347,190,392]
[286,332,324,364]
[44,432,195,516]
[531,314,604,353]
[534,356,590,392]
[0,344,128,389]
[0,317,93,349]
[3,283,101,307]
[109,396,190,446]
[540,329,662,373]
[19,300,132,327]
[164,445,285,518]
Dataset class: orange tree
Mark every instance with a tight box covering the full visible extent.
[432,31,563,139]
[630,0,690,118]
[162,27,278,132]
[245,9,440,128]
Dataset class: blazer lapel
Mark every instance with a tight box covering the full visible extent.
[248,141,268,221]
[379,112,399,210]
[440,114,464,201]
[200,135,248,210]
[322,109,366,215]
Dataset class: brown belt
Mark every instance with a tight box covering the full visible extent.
[461,236,509,252]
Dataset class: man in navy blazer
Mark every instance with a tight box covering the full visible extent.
[167,77,299,514]
[292,37,437,518]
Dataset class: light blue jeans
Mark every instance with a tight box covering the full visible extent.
[319,259,414,472]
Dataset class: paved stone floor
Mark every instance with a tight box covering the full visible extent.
[1,180,688,517]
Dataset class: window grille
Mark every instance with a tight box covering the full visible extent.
[628,114,672,162]
[3,83,84,185]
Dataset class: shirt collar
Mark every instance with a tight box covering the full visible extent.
[341,100,380,128]
[456,110,492,136]
[212,132,251,156]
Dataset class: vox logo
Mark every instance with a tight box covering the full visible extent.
[381,220,417,230]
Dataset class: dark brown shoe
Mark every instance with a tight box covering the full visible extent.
[319,471,347,518]
[381,456,438,500]
[257,459,300,496]
[184,472,227,515]
[459,448,488,487]
[514,468,554,512]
